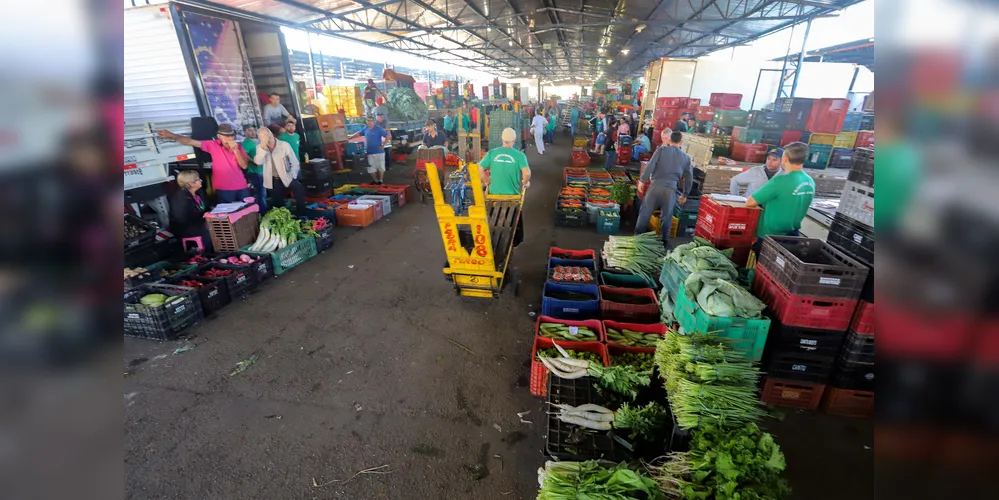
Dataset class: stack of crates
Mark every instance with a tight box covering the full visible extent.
[692,196,761,266]
[322,86,364,117]
[752,236,870,411]
[672,196,700,237]
[488,110,520,149]
[820,147,875,417]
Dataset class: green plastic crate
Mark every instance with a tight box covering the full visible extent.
[599,272,653,289]
[714,109,749,127]
[658,261,691,298]
[674,281,770,361]
[596,209,620,234]
[241,235,317,276]
[672,205,698,224]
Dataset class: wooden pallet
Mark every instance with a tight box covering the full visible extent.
[486,199,521,269]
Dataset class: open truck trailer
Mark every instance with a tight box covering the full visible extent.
[124,2,301,226]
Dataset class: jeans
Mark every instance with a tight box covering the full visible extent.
[631,145,648,160]
[249,173,267,212]
[216,188,252,204]
[604,150,617,169]
[635,185,678,245]
[570,123,576,138]
[268,179,307,217]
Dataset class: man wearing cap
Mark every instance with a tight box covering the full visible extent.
[479,128,530,246]
[746,142,815,252]
[241,124,267,212]
[156,124,250,203]
[729,147,784,197]
[278,118,301,162]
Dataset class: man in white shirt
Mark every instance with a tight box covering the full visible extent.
[262,93,292,126]
[530,109,549,155]
[254,127,305,216]
[729,148,784,198]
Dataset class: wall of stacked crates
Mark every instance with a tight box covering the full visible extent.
[648,93,874,166]
[300,113,359,196]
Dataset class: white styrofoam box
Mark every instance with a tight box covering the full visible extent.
[358,195,392,216]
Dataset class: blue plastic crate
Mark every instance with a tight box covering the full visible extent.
[542,283,600,320]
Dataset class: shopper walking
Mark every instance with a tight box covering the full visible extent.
[479,128,530,247]
[745,142,815,253]
[156,124,250,203]
[253,127,306,217]
[589,112,609,156]
[262,93,293,126]
[443,110,457,140]
[635,131,694,248]
[350,116,391,184]
[546,108,558,144]
[530,109,548,155]
[241,124,266,212]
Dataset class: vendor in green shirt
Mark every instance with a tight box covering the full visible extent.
[278,118,301,162]
[241,124,266,212]
[745,141,816,253]
[478,127,531,247]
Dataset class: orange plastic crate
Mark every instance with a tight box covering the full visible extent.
[760,377,826,410]
[820,386,874,418]
[335,204,375,227]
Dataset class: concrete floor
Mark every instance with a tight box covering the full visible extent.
[124,140,873,499]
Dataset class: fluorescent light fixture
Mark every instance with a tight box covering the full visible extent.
[621,48,629,55]
[598,48,605,54]
[514,67,520,71]
[508,40,513,46]
[522,70,527,75]
[606,59,612,64]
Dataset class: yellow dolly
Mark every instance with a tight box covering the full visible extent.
[425,161,524,298]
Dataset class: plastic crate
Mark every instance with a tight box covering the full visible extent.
[547,258,598,285]
[196,263,258,299]
[709,93,742,108]
[535,315,606,343]
[693,226,752,267]
[124,214,158,251]
[730,141,767,162]
[807,133,837,146]
[674,281,771,361]
[235,251,276,284]
[848,148,874,188]
[878,301,974,362]
[596,208,621,234]
[854,131,874,149]
[749,111,789,131]
[766,318,848,357]
[828,148,856,169]
[851,300,874,335]
[820,387,874,418]
[760,377,826,411]
[123,283,204,341]
[145,261,198,282]
[357,195,392,216]
[804,98,850,134]
[658,261,691,297]
[598,286,659,323]
[826,213,874,266]
[544,375,629,460]
[779,130,803,146]
[167,275,230,316]
[335,204,376,227]
[763,351,836,383]
[549,247,597,261]
[695,196,761,246]
[840,331,875,364]
[713,109,749,127]
[603,320,668,353]
[841,111,864,132]
[312,220,336,253]
[804,144,833,169]
[758,236,870,300]
[542,282,600,320]
[833,131,858,149]
[205,205,260,253]
[556,209,588,227]
[598,271,654,289]
[752,264,857,330]
[830,357,875,391]
[352,199,383,221]
[530,337,609,397]
[838,181,874,228]
[735,127,765,144]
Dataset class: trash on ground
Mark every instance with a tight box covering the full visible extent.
[230,355,259,376]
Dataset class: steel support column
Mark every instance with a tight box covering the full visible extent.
[790,18,812,97]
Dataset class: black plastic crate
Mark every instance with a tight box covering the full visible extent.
[235,252,276,284]
[167,275,231,316]
[124,214,157,251]
[313,220,335,253]
[840,331,875,364]
[196,264,258,299]
[829,148,856,169]
[556,210,587,228]
[545,377,632,462]
[831,357,875,391]
[766,318,848,357]
[848,149,874,188]
[764,351,837,383]
[758,236,870,300]
[826,213,874,266]
[124,283,203,340]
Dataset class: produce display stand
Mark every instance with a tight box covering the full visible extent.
[424,159,524,298]
[124,283,203,341]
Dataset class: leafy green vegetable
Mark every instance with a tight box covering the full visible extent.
[386,87,429,122]
[586,363,652,400]
[602,232,668,283]
[666,239,738,280]
[613,402,668,440]
[537,460,665,500]
[682,272,766,319]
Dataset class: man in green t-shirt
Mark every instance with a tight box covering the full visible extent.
[746,141,816,252]
[479,127,531,246]
[278,118,301,162]
[242,124,266,212]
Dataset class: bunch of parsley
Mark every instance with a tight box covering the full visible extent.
[677,423,790,500]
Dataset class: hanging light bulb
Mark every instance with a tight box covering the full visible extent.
[509,40,513,46]
[621,48,630,55]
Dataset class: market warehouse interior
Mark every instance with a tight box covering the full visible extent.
[93,0,987,498]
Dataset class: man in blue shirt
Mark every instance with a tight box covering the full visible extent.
[631,131,652,160]
[350,116,392,185]
[635,131,694,247]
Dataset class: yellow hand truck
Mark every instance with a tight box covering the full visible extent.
[425,160,524,298]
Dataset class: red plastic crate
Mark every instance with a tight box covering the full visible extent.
[753,265,857,330]
[877,301,974,362]
[692,226,752,266]
[731,141,768,162]
[686,98,701,107]
[850,300,874,335]
[975,318,999,366]
[779,130,803,146]
[820,387,874,418]
[694,196,761,245]
[760,377,826,410]
[602,320,668,353]
[549,247,596,261]
[616,146,632,165]
[695,105,715,121]
[571,150,590,167]
[535,315,606,343]
[657,97,685,108]
[709,93,743,108]
[529,337,609,397]
[854,130,875,148]
[805,98,851,134]
[598,286,659,323]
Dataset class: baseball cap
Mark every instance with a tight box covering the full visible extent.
[501,128,517,142]
[217,124,235,136]
[767,147,784,159]
[242,124,255,132]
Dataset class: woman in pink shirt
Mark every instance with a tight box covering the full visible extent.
[617,119,630,138]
